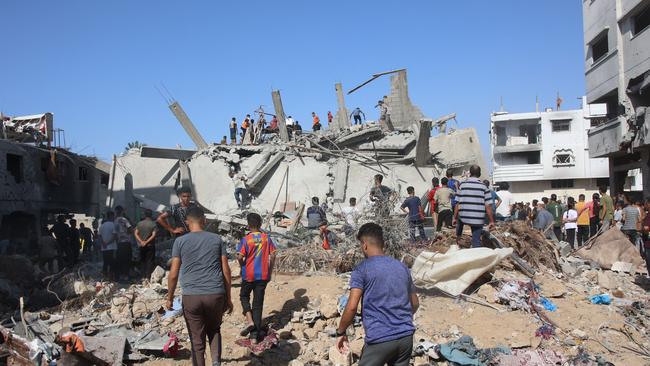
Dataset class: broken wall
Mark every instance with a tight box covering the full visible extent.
[428,128,488,178]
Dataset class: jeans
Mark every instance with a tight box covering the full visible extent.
[234,188,249,209]
[182,294,225,366]
[565,228,576,249]
[577,225,589,247]
[456,219,483,248]
[140,244,156,279]
[589,217,600,237]
[359,334,413,366]
[116,242,132,279]
[240,280,268,340]
[437,209,452,231]
[102,249,116,279]
[408,219,426,241]
[353,115,362,125]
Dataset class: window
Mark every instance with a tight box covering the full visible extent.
[100,174,109,186]
[591,33,609,62]
[633,5,650,35]
[553,149,575,166]
[551,179,574,188]
[596,178,609,187]
[78,166,88,181]
[6,154,23,183]
[551,119,571,132]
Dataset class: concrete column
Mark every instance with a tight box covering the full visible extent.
[169,102,208,150]
[335,83,350,130]
[271,90,290,142]
[642,148,650,198]
[414,120,432,167]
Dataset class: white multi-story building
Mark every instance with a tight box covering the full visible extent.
[583,0,650,198]
[490,104,611,203]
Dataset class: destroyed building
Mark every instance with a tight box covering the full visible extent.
[0,113,109,254]
[583,0,650,197]
[108,70,487,221]
[490,101,611,202]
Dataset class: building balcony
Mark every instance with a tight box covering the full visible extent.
[493,142,542,154]
[493,164,544,182]
[587,117,622,158]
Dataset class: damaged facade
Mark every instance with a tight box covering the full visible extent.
[490,103,610,202]
[109,70,487,221]
[0,113,109,255]
[583,0,650,197]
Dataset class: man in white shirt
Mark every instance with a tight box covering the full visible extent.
[285,116,295,126]
[99,211,117,280]
[230,170,249,209]
[341,197,360,235]
[496,182,514,221]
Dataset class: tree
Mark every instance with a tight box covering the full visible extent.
[124,140,146,153]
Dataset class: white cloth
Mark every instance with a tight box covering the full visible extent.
[285,117,295,126]
[99,221,117,251]
[341,206,360,227]
[233,173,247,189]
[114,216,132,243]
[496,190,513,217]
[563,209,578,230]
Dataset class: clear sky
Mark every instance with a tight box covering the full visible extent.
[1,0,585,164]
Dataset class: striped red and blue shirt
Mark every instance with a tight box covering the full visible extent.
[237,231,277,282]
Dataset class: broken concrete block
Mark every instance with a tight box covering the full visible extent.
[597,271,617,290]
[150,266,165,284]
[561,262,581,277]
[558,242,573,257]
[73,281,94,296]
[328,345,352,366]
[611,261,635,273]
[571,329,588,340]
[319,295,340,319]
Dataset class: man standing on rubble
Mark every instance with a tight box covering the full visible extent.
[68,219,81,264]
[50,215,70,266]
[312,112,322,131]
[370,174,393,217]
[533,202,554,238]
[350,107,366,125]
[98,211,117,280]
[229,117,237,144]
[79,223,94,260]
[340,197,360,235]
[167,207,233,366]
[427,178,440,229]
[453,165,495,248]
[157,187,200,236]
[547,194,563,241]
[336,223,418,366]
[135,209,158,279]
[237,212,277,342]
[241,114,251,143]
[599,186,614,230]
[114,206,133,281]
[230,170,249,209]
[446,170,459,211]
[401,186,427,242]
[306,197,327,229]
[576,194,590,247]
[434,177,455,231]
[327,111,333,126]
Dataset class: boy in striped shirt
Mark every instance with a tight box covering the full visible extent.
[237,213,277,342]
[453,165,495,248]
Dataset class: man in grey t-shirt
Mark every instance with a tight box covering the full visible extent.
[167,207,232,366]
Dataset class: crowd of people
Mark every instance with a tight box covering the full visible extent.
[223,107,368,145]
[35,169,650,365]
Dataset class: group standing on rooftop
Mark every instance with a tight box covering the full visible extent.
[224,107,367,145]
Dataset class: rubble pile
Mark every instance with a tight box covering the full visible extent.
[489,221,561,272]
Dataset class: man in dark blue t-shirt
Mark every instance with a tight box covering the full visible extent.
[336,223,419,366]
[400,186,427,241]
